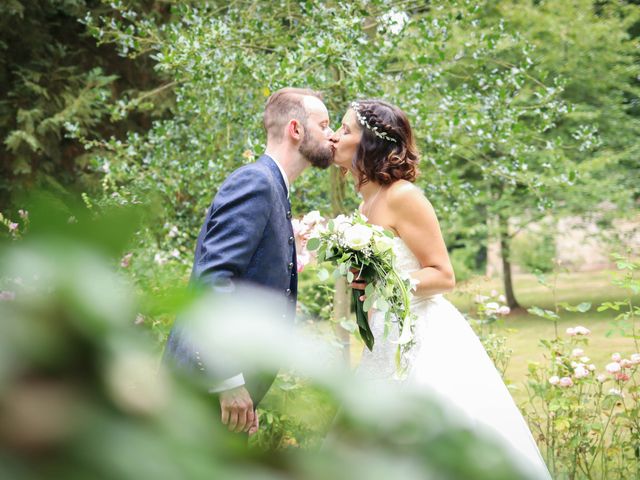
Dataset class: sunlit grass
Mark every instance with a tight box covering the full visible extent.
[448,269,639,403]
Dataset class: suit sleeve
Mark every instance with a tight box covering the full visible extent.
[194,167,272,289]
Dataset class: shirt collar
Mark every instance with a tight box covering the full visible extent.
[263,152,289,198]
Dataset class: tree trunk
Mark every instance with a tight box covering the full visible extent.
[329,160,351,365]
[498,213,521,310]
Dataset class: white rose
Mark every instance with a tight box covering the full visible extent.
[333,214,351,233]
[343,224,374,250]
[548,375,560,385]
[372,234,394,254]
[302,210,323,225]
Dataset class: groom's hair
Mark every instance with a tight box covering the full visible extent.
[263,87,324,142]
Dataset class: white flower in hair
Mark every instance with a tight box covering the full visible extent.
[351,102,397,143]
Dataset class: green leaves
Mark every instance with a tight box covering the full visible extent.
[306,237,320,251]
[527,306,560,321]
[559,302,592,313]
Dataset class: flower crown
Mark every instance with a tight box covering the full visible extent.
[350,102,397,143]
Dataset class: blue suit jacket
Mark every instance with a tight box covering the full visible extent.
[164,155,297,404]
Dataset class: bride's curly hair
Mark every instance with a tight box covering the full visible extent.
[351,100,419,187]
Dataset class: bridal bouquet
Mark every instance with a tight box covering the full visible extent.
[306,211,416,365]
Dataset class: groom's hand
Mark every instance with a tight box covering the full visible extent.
[219,386,255,433]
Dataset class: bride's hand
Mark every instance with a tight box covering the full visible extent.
[349,267,367,300]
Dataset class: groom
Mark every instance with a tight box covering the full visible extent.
[164,87,334,436]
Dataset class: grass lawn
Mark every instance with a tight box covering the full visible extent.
[447,269,640,403]
[346,269,639,403]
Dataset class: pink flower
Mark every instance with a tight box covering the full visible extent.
[566,327,576,336]
[596,374,607,383]
[548,375,560,385]
[606,362,621,374]
[571,348,584,358]
[8,222,18,232]
[120,253,133,268]
[0,291,16,301]
[615,372,630,382]
[559,377,573,388]
[631,353,640,364]
[574,365,589,379]
[588,364,596,371]
[485,302,500,315]
[498,306,511,315]
[573,325,591,336]
[611,352,622,362]
[620,359,632,369]
[297,250,311,273]
[498,294,506,303]
[490,289,498,297]
[291,219,304,237]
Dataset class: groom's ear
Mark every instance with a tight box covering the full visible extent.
[287,119,303,142]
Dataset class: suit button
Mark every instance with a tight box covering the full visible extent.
[286,211,292,219]
[288,236,294,244]
[288,262,294,270]
[285,288,291,296]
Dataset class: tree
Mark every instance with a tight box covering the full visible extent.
[0,0,169,212]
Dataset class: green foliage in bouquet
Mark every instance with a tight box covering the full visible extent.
[307,212,415,370]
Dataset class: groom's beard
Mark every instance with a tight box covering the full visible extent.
[299,132,333,169]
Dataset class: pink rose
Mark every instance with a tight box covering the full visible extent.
[615,372,630,382]
[297,250,311,273]
[574,365,589,379]
[611,352,622,362]
[606,362,621,374]
[498,306,511,315]
[596,374,607,383]
[8,222,18,232]
[573,325,591,336]
[620,359,632,369]
[559,377,573,388]
[631,353,640,364]
[0,291,16,301]
[566,327,576,336]
[571,348,584,358]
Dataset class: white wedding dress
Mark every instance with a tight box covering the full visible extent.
[357,237,551,480]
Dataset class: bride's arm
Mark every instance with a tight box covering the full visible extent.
[388,183,455,297]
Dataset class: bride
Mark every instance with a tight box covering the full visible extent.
[329,99,551,479]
